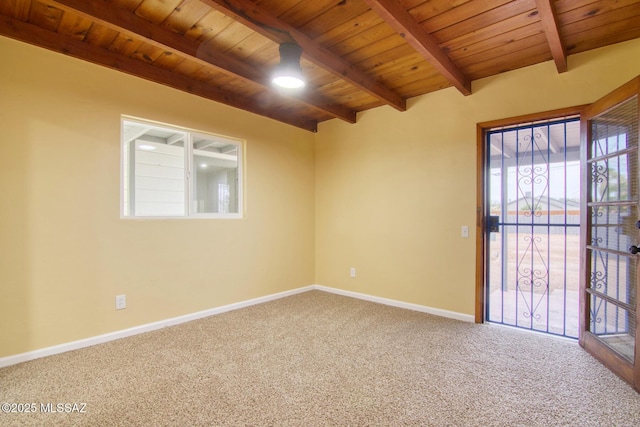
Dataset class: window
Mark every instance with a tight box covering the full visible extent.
[121,117,243,218]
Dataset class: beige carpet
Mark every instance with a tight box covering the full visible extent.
[1,290,639,426]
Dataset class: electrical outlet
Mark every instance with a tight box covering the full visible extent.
[461,226,469,238]
[115,294,126,310]
[350,267,356,278]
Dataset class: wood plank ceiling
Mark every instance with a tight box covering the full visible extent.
[2,0,640,132]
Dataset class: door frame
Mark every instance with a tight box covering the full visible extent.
[475,106,587,323]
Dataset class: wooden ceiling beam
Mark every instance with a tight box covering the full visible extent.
[0,14,318,132]
[200,0,406,112]
[534,0,567,73]
[363,0,471,96]
[52,0,355,124]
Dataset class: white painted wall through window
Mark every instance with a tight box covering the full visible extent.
[121,118,243,218]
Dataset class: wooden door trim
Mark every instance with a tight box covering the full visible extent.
[579,116,589,347]
[584,77,639,119]
[475,105,587,323]
[475,123,487,323]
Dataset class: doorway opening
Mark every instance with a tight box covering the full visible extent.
[482,115,581,338]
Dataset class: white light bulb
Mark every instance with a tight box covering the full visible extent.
[272,75,306,89]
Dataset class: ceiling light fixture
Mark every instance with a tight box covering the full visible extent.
[272,42,305,89]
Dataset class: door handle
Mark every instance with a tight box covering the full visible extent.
[488,215,500,233]
[629,245,640,254]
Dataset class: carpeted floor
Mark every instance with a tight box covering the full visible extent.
[1,290,639,426]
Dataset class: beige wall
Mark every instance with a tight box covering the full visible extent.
[0,37,315,357]
[315,38,640,316]
[4,33,640,359]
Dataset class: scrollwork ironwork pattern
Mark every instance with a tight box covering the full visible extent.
[588,251,631,335]
[591,205,603,219]
[516,236,549,323]
[590,251,609,297]
[590,270,606,292]
[516,133,549,218]
[591,162,609,203]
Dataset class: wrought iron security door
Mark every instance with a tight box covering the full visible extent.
[581,77,640,391]
[486,118,581,338]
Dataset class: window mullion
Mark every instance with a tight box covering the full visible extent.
[128,138,136,216]
[186,132,193,217]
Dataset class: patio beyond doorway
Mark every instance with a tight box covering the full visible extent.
[485,117,581,339]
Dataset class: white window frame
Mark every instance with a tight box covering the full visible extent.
[121,116,244,219]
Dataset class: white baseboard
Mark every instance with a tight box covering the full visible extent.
[311,285,475,323]
[0,285,314,369]
[0,284,472,369]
